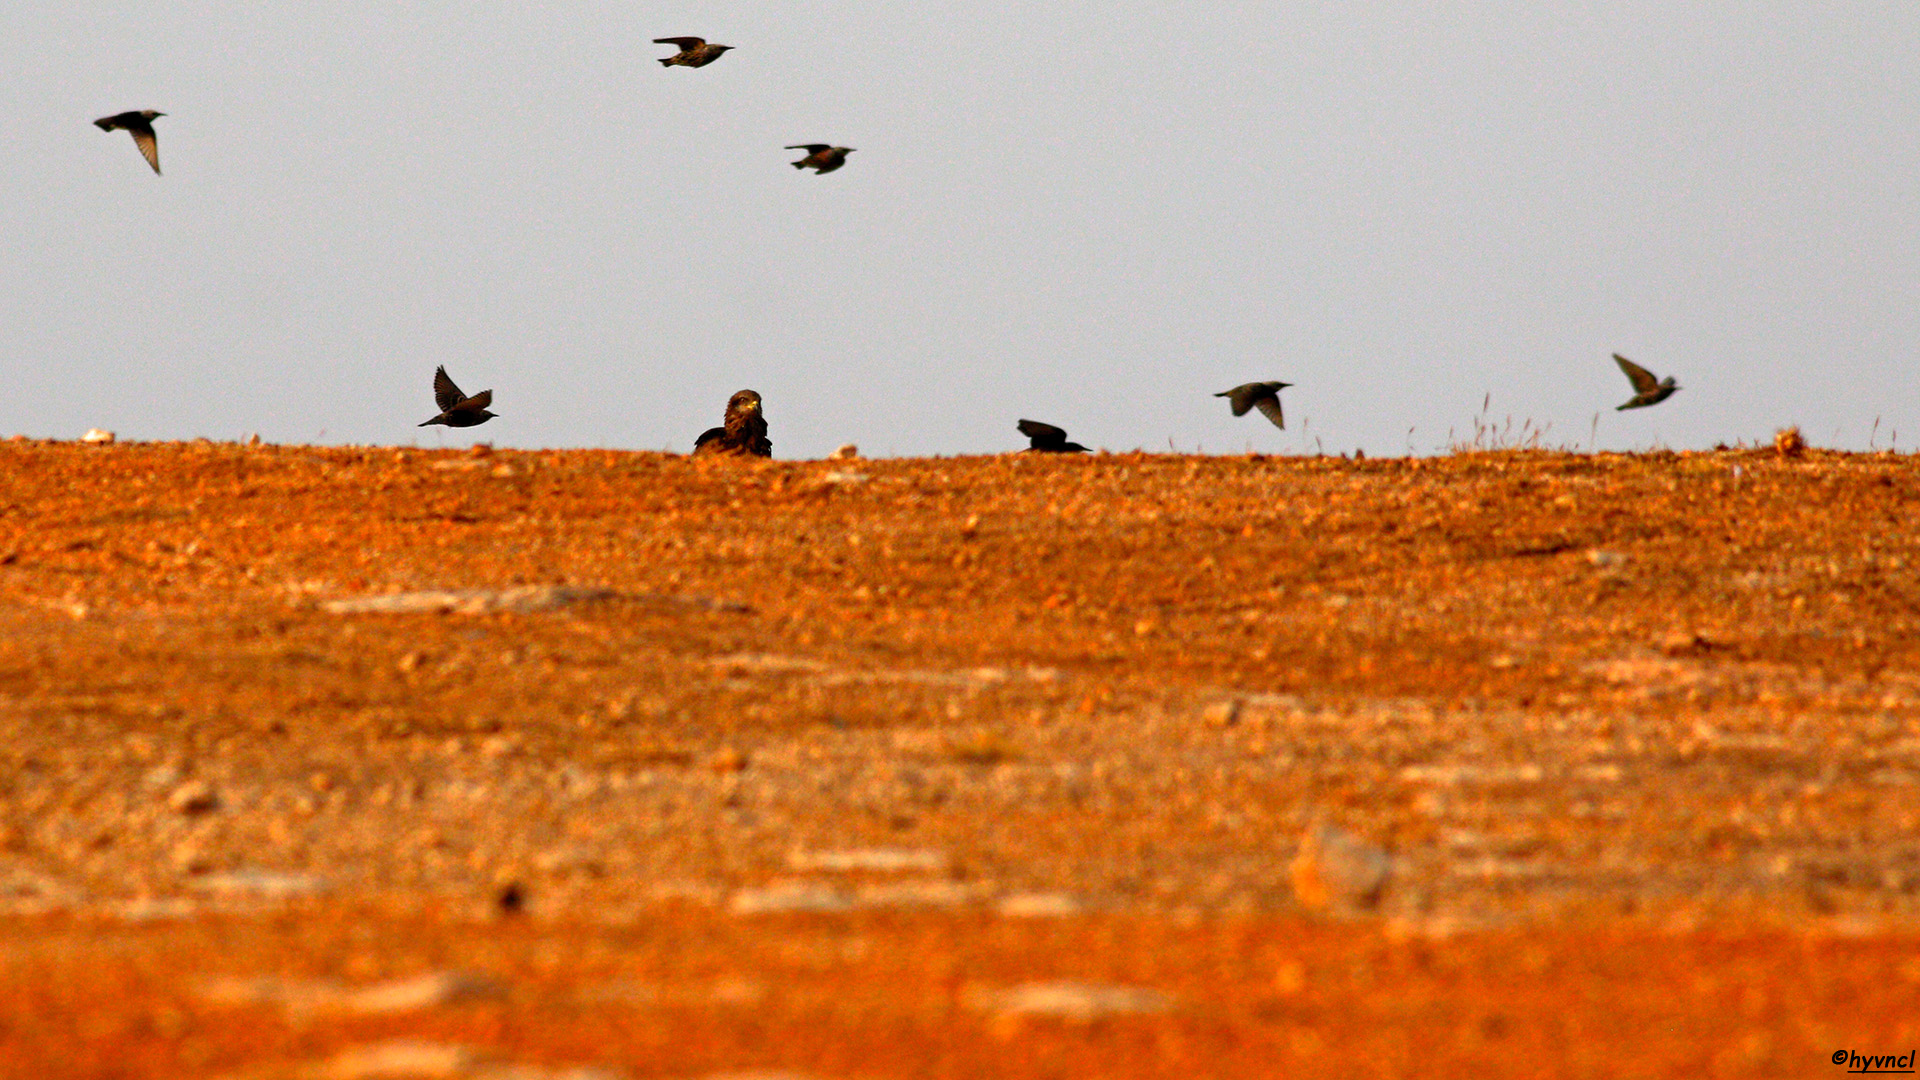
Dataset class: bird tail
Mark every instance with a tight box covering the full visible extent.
[93,118,113,131]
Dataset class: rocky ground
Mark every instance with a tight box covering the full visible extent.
[0,438,1916,1078]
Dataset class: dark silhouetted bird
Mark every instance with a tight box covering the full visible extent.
[694,389,772,457]
[1612,354,1679,410]
[418,366,497,428]
[788,144,855,174]
[1018,419,1090,453]
[1216,381,1291,430]
[94,110,164,174]
[654,37,733,67]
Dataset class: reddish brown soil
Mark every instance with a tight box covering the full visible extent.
[2,439,1918,1078]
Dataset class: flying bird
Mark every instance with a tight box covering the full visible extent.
[418,366,497,428]
[94,110,164,174]
[1612,354,1679,410]
[694,389,772,457]
[788,144,855,174]
[654,37,733,67]
[1017,419,1090,453]
[1216,381,1292,430]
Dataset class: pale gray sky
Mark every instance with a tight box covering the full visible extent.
[4,3,1916,456]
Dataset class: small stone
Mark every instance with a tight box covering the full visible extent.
[193,870,327,899]
[167,780,220,815]
[338,971,505,1014]
[966,981,1173,1022]
[1586,550,1627,568]
[995,892,1083,917]
[829,444,859,460]
[787,848,947,873]
[1774,425,1807,458]
[81,428,116,444]
[1202,700,1242,727]
[317,1040,477,1079]
[728,883,852,914]
[708,747,749,773]
[1289,823,1391,912]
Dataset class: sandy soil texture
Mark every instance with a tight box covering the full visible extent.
[1,439,1917,1078]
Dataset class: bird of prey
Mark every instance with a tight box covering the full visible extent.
[787,144,855,174]
[654,37,733,67]
[694,389,772,457]
[1612,354,1679,410]
[1216,381,1292,430]
[418,366,497,428]
[1017,419,1090,453]
[94,110,164,175]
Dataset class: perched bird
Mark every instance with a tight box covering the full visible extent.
[1018,419,1090,453]
[418,366,497,428]
[1216,381,1292,430]
[694,389,772,457]
[1612,354,1679,410]
[787,144,855,174]
[94,110,164,174]
[654,37,733,67]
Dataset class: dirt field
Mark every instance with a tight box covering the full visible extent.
[1,438,1917,1078]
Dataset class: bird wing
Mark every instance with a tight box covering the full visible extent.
[654,36,706,48]
[432,366,466,413]
[786,144,831,153]
[457,389,492,412]
[1254,395,1285,430]
[1017,419,1069,446]
[129,126,160,174]
[1216,384,1256,416]
[1613,354,1659,394]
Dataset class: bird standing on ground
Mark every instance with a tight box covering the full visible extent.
[1612,354,1679,410]
[1017,420,1090,453]
[1216,382,1292,430]
[787,145,855,174]
[694,390,772,457]
[418,366,497,428]
[654,37,733,67]
[94,110,164,174]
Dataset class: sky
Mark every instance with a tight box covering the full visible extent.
[2,3,1916,458]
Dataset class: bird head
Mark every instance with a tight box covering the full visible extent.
[839,148,856,155]
[711,45,734,54]
[144,110,166,120]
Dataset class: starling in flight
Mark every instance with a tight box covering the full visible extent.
[1017,419,1090,453]
[1216,381,1292,430]
[1612,354,1679,410]
[418,366,497,428]
[94,110,164,175]
[694,389,772,457]
[787,145,855,174]
[654,37,734,67]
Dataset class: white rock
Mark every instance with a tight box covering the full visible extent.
[321,586,616,616]
[966,981,1173,1021]
[786,848,948,873]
